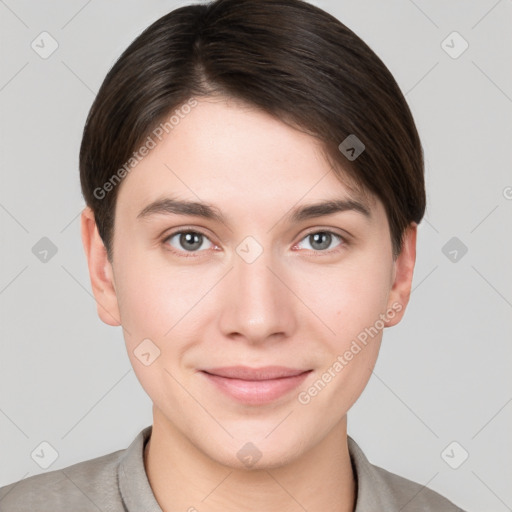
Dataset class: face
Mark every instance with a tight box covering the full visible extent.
[82,96,416,469]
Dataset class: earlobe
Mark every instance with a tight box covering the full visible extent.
[384,223,417,328]
[80,206,122,327]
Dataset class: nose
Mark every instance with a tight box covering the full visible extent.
[217,240,297,345]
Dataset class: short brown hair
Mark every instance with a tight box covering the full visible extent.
[80,0,425,261]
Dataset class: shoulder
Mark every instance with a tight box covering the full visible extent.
[348,436,466,512]
[366,462,466,511]
[0,448,125,512]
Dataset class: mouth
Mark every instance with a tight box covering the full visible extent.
[199,366,312,405]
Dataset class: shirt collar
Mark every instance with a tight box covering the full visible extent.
[348,435,393,510]
[118,425,163,512]
[118,425,390,511]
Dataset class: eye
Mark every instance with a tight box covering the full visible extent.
[295,230,346,253]
[163,230,214,255]
[162,228,347,257]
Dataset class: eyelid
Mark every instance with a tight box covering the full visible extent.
[299,226,350,242]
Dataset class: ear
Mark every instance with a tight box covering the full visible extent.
[80,206,121,327]
[384,222,417,327]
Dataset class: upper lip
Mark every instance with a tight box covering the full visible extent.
[201,366,311,381]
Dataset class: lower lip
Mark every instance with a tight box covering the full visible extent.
[201,371,311,405]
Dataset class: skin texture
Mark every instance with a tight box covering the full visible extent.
[81,96,417,512]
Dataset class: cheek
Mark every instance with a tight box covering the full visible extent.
[114,249,184,333]
[294,253,393,338]
[291,254,392,409]
[112,254,188,401]
[110,252,173,382]
[326,255,392,401]
[113,250,219,367]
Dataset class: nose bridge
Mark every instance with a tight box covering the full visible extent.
[218,235,294,341]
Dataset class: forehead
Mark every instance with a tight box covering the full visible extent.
[115,96,377,219]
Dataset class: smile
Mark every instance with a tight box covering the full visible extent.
[200,366,312,405]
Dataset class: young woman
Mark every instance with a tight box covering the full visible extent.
[1,1,466,510]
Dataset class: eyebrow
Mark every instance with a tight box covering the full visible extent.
[136,196,371,225]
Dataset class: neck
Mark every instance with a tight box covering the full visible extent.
[144,408,356,512]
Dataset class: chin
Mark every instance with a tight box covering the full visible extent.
[201,431,307,472]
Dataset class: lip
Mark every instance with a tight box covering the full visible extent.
[200,366,312,405]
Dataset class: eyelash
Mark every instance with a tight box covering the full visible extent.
[161,228,348,258]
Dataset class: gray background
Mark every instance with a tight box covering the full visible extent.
[1,1,511,510]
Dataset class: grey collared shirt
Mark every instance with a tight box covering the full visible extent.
[0,425,465,511]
